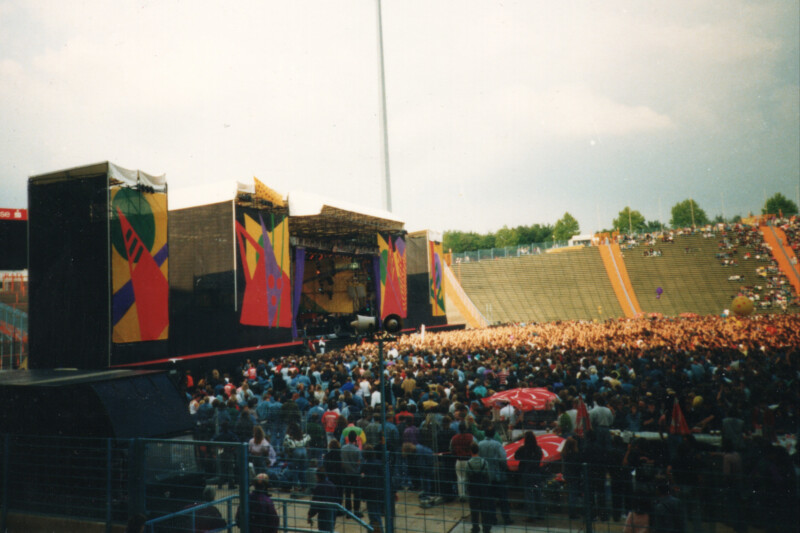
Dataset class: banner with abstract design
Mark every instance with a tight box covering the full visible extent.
[111,186,169,343]
[235,208,292,328]
[378,232,407,319]
[429,240,446,316]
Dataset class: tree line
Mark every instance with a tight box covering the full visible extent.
[444,193,798,254]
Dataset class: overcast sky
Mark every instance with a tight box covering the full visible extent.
[1,0,798,235]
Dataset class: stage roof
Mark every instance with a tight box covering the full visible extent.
[29,161,166,191]
[287,190,404,241]
[169,180,405,242]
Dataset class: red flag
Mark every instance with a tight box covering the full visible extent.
[669,398,691,436]
[575,398,592,437]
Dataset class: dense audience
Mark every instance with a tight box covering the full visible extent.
[188,313,799,530]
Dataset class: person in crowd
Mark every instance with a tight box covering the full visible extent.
[477,427,513,525]
[560,436,583,519]
[322,440,345,511]
[465,441,494,533]
[212,421,240,489]
[514,431,544,522]
[402,442,435,500]
[283,421,311,494]
[362,444,390,533]
[249,425,276,475]
[307,469,339,533]
[651,478,685,533]
[450,421,475,501]
[238,473,279,533]
[341,431,364,518]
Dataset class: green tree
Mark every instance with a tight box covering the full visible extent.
[670,199,709,228]
[553,212,580,242]
[515,223,553,244]
[477,233,496,250]
[644,220,664,232]
[494,225,519,247]
[443,231,480,253]
[763,192,798,216]
[612,207,647,234]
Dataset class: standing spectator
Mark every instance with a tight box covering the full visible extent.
[589,395,614,449]
[341,431,364,518]
[450,422,475,501]
[238,473,279,533]
[362,445,390,533]
[212,421,240,489]
[651,479,685,533]
[514,431,544,522]
[322,440,345,512]
[401,442,435,499]
[307,469,339,533]
[249,425,276,475]
[306,413,327,461]
[283,422,311,494]
[322,401,340,438]
[561,436,583,519]
[235,407,255,442]
[478,427,513,525]
[465,441,494,533]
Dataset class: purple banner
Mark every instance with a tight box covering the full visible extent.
[292,247,305,338]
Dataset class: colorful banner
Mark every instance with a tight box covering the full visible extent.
[378,233,407,319]
[110,186,169,343]
[429,240,446,316]
[235,208,292,328]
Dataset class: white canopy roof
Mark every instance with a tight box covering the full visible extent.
[287,189,402,223]
[168,180,253,211]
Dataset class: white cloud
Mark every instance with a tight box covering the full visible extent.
[0,0,797,236]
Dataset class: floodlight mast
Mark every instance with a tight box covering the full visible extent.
[376,0,392,212]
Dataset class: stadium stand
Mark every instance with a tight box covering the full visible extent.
[454,247,624,323]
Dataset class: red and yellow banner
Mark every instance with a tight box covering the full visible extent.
[378,233,407,319]
[110,187,169,343]
[429,240,446,316]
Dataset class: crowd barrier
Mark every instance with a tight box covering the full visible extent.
[1,433,796,533]
[0,302,26,369]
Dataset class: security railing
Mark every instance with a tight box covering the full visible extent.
[450,241,570,264]
[0,303,26,369]
[0,433,797,533]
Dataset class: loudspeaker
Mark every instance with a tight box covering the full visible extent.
[350,315,377,333]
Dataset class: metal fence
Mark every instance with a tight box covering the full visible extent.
[450,242,571,264]
[0,434,796,533]
[0,303,26,369]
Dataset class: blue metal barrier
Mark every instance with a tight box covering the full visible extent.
[0,302,26,369]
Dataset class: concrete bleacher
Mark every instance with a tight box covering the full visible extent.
[453,247,624,323]
[622,233,745,316]
[453,231,794,324]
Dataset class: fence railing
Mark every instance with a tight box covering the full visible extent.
[450,241,571,264]
[0,433,796,533]
[0,303,26,370]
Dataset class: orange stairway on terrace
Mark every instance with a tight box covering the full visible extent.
[760,225,800,296]
[599,243,642,317]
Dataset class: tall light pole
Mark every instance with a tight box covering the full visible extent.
[376,0,392,212]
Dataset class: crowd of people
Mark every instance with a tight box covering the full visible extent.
[183,311,799,532]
